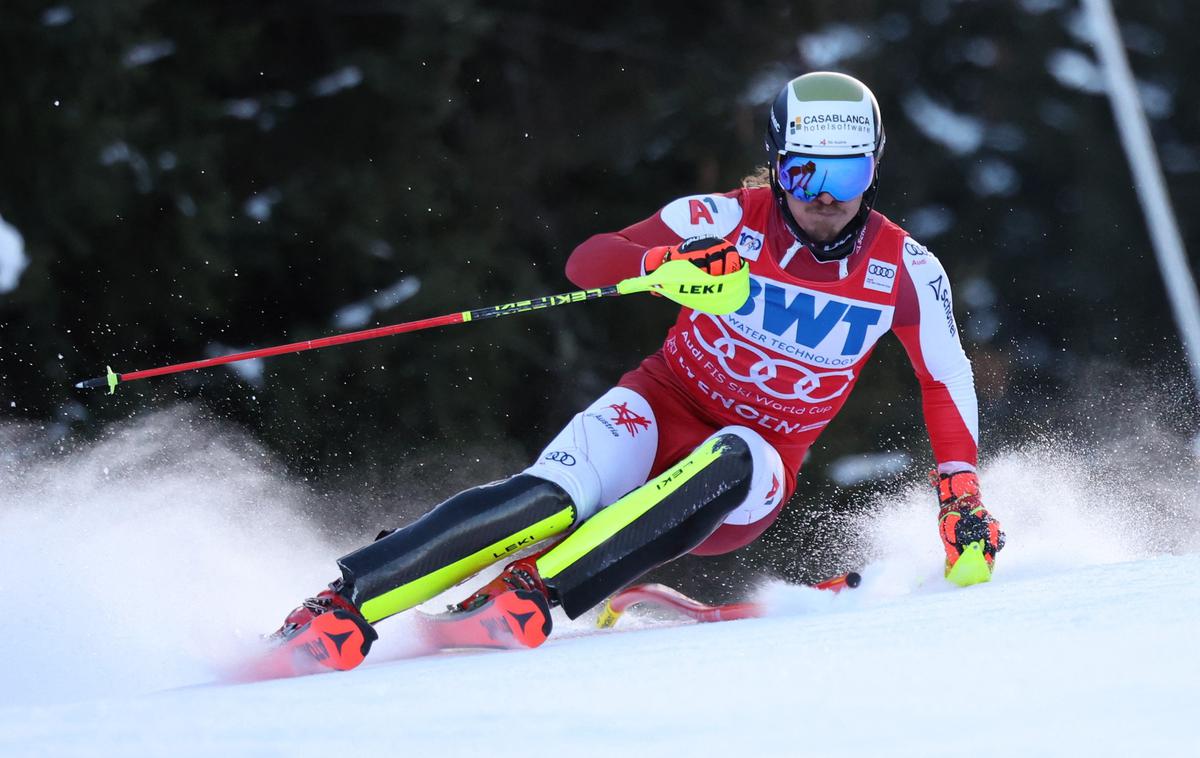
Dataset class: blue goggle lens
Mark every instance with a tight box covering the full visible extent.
[777,154,875,202]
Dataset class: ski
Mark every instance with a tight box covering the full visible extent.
[596,571,861,629]
[227,572,860,684]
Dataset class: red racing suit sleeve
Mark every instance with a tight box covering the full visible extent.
[566,214,680,289]
[891,239,979,472]
[565,191,747,289]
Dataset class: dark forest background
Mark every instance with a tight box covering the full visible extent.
[2,1,1197,594]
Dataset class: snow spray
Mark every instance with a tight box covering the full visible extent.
[756,420,1200,615]
[0,408,343,705]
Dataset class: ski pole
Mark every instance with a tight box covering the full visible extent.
[74,259,750,394]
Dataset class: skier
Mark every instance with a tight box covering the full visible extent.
[267,71,1005,672]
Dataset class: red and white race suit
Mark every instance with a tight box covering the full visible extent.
[527,186,978,555]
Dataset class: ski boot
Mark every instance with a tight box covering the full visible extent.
[422,554,554,650]
[265,582,378,674]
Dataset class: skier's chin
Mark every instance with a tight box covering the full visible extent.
[800,219,850,243]
[806,221,844,242]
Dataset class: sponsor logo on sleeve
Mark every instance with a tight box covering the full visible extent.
[927,276,957,336]
[863,259,897,293]
[661,194,743,238]
[688,198,715,225]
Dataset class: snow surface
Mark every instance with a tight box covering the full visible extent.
[1,409,1197,757]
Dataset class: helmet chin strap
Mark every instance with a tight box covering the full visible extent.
[769,163,878,262]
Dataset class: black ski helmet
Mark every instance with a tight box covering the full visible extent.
[765,71,886,261]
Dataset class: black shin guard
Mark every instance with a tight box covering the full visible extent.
[538,434,753,619]
[337,474,576,623]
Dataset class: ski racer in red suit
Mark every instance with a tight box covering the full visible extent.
[266,72,1005,673]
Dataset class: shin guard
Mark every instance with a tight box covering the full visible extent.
[338,475,576,623]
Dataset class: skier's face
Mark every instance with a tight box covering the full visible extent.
[785,191,863,243]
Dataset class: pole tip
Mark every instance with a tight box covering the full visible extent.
[74,368,121,392]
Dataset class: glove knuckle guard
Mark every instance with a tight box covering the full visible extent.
[677,235,731,253]
[646,236,742,277]
[671,236,742,276]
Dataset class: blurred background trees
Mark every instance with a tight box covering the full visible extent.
[2,1,1197,588]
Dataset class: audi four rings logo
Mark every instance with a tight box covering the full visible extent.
[689,311,857,402]
[544,451,576,466]
[867,264,895,279]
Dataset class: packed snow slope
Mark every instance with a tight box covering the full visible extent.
[2,555,1197,757]
[2,410,1198,757]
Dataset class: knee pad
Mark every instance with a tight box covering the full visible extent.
[524,386,658,521]
[710,426,787,527]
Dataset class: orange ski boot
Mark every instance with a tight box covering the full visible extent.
[417,555,554,650]
[259,584,378,677]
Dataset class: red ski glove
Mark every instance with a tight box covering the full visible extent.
[644,236,742,277]
[932,470,1005,585]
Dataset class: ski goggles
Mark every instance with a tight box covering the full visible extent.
[776,153,875,202]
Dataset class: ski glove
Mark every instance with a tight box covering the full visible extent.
[932,470,1005,584]
[644,236,742,277]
